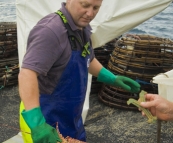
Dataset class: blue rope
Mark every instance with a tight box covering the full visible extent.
[0,85,4,90]
[135,79,157,86]
[5,66,10,72]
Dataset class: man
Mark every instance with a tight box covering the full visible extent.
[140,94,173,121]
[19,0,140,142]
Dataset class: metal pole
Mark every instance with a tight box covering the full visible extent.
[157,119,161,143]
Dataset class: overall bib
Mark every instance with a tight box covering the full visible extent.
[20,10,91,142]
[40,47,90,141]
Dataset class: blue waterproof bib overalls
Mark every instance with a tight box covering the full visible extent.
[20,10,91,142]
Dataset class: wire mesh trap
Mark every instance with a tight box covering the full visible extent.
[98,34,173,110]
[0,22,19,89]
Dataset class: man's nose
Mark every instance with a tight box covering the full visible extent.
[86,7,94,17]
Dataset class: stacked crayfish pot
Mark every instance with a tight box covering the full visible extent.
[98,34,173,110]
[0,22,19,89]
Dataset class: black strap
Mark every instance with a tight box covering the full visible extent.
[55,10,90,57]
[56,10,82,50]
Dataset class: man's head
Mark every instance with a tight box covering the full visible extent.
[66,0,102,29]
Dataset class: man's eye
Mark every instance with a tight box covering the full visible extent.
[82,4,89,8]
[94,7,99,10]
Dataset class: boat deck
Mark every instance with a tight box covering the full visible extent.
[1,85,173,143]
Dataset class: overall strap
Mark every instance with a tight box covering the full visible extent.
[55,10,90,57]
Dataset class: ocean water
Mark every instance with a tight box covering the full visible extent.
[128,2,173,40]
[0,0,16,22]
[0,0,173,40]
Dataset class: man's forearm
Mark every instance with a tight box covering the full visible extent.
[18,68,40,110]
[88,58,103,77]
[168,101,173,121]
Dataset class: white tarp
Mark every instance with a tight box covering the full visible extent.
[15,0,172,124]
[90,0,172,48]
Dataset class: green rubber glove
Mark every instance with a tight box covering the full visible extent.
[97,67,140,93]
[21,107,62,143]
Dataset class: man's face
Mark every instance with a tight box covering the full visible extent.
[66,0,102,29]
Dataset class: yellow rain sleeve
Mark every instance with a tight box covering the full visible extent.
[19,101,33,143]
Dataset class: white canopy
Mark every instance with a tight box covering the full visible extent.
[16,0,172,66]
[90,0,172,48]
[15,0,172,123]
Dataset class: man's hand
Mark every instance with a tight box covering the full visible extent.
[114,76,140,93]
[140,94,173,121]
[97,67,140,93]
[31,122,61,143]
[22,107,62,143]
